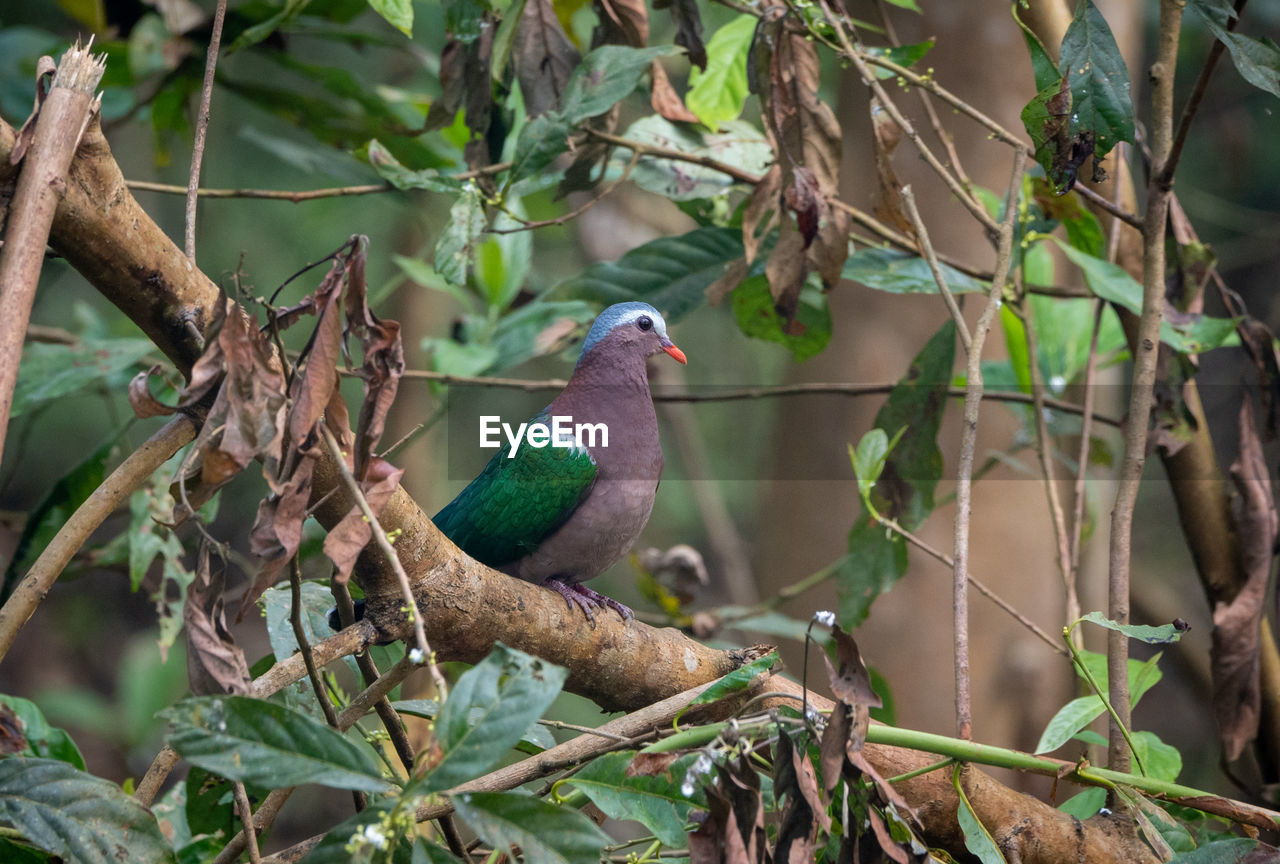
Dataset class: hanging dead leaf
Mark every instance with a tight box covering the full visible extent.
[706,258,749,307]
[650,61,699,124]
[870,97,913,236]
[1215,395,1276,761]
[185,540,251,696]
[626,751,679,778]
[741,162,781,265]
[513,0,580,116]
[764,217,807,321]
[323,457,406,582]
[654,0,706,69]
[774,727,829,864]
[596,0,650,47]
[0,704,25,756]
[423,38,466,132]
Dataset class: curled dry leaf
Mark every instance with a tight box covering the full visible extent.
[741,162,781,266]
[774,726,830,864]
[1215,395,1276,761]
[184,540,251,696]
[650,61,699,124]
[0,704,25,756]
[596,0,650,48]
[625,751,679,778]
[128,364,178,419]
[871,97,913,236]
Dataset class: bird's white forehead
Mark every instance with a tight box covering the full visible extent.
[611,306,669,338]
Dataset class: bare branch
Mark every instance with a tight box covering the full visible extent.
[184,0,227,262]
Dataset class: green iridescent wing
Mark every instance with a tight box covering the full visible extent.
[432,425,597,568]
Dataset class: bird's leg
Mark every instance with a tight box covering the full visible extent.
[546,579,634,625]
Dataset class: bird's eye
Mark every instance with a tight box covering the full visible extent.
[636,315,653,332]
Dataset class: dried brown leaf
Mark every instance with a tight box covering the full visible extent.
[818,703,849,796]
[1216,395,1276,760]
[626,751,679,778]
[323,458,406,582]
[865,805,911,864]
[784,166,820,247]
[706,257,749,307]
[765,217,807,321]
[514,0,580,116]
[0,704,25,756]
[596,0,649,47]
[741,162,780,266]
[557,105,620,195]
[871,97,913,236]
[423,38,466,132]
[243,460,316,611]
[650,61,699,124]
[774,728,830,864]
[654,0,706,69]
[185,541,251,696]
[129,365,178,418]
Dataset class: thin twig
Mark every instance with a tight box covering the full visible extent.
[585,129,763,185]
[1068,301,1105,613]
[1163,0,1249,188]
[184,0,227,262]
[210,788,295,864]
[0,415,197,662]
[1018,293,1079,630]
[290,558,341,728]
[902,184,971,353]
[389,369,1121,426]
[951,149,1026,739]
[874,515,1066,657]
[1106,0,1184,774]
[872,0,975,190]
[490,151,641,233]
[1073,183,1143,230]
[818,7,999,236]
[233,781,262,864]
[336,652,419,730]
[319,425,448,700]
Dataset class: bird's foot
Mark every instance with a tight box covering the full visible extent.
[546,580,633,626]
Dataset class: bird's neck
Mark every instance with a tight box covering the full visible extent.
[552,347,655,430]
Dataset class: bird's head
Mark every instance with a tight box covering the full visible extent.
[578,302,687,366]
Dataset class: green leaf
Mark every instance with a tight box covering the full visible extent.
[866,319,956,528]
[838,524,907,629]
[1168,838,1263,864]
[1014,4,1059,91]
[1189,1,1280,98]
[451,790,610,864]
[1036,652,1163,753]
[1076,611,1185,644]
[487,301,597,371]
[850,426,907,512]
[730,275,832,362]
[368,140,458,193]
[674,651,779,725]
[421,644,567,792]
[388,701,555,753]
[0,695,85,770]
[1058,0,1135,161]
[0,758,174,864]
[553,226,743,324]
[1131,730,1181,783]
[0,837,49,864]
[1053,240,1239,353]
[1058,787,1106,819]
[864,39,934,79]
[508,112,573,186]
[369,0,413,35]
[561,45,680,124]
[955,766,1007,864]
[160,696,392,793]
[434,183,486,287]
[843,247,989,295]
[685,14,756,129]
[227,0,312,53]
[882,0,921,11]
[4,437,116,598]
[563,751,699,847]
[475,204,532,311]
[618,116,772,200]
[11,338,156,418]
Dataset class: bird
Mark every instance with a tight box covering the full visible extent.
[330,301,686,631]
[433,301,686,623]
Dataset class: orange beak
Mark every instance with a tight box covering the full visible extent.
[661,340,687,365]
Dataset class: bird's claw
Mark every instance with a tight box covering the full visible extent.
[547,580,633,627]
